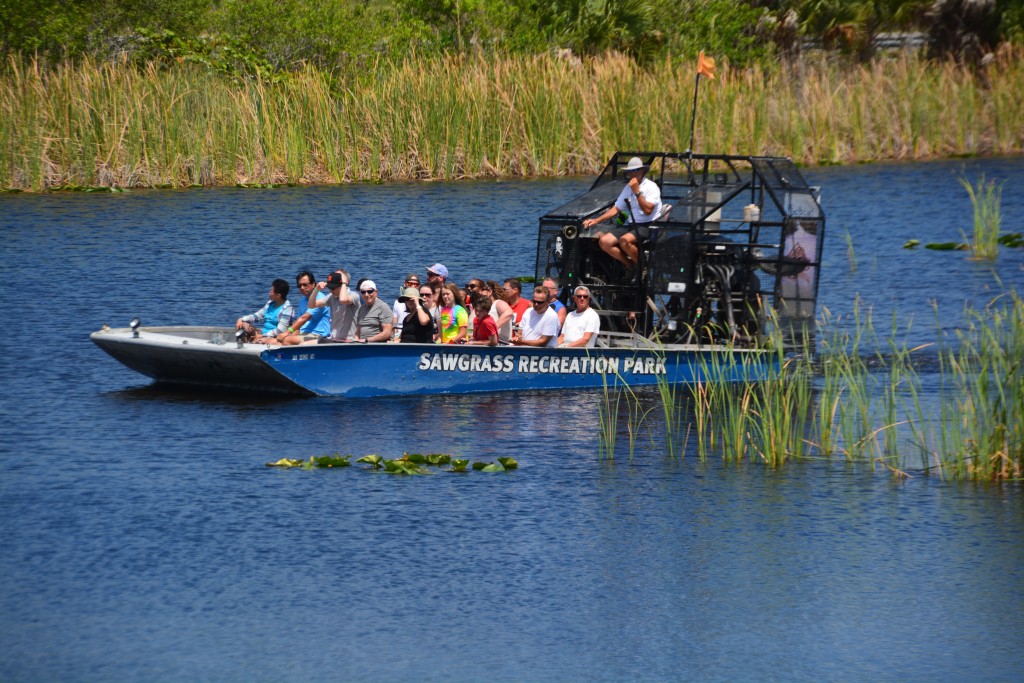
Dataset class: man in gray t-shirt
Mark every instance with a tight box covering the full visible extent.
[310,270,358,341]
[354,280,394,343]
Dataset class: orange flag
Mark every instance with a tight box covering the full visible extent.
[697,50,716,80]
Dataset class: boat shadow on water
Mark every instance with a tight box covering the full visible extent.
[103,383,311,407]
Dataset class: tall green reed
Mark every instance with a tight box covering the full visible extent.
[3,48,1023,190]
[936,291,1023,480]
[958,173,1004,260]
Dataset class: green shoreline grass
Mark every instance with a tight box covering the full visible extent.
[2,48,1023,191]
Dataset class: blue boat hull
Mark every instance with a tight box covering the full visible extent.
[260,342,775,397]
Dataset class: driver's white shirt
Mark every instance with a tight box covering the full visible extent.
[613,177,662,224]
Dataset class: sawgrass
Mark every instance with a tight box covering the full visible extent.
[2,47,1023,190]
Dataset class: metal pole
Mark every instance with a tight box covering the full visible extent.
[686,72,701,159]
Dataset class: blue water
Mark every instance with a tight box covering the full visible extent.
[1,158,1023,682]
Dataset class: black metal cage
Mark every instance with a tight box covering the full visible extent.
[536,152,824,347]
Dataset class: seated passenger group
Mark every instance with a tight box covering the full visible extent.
[235,263,600,348]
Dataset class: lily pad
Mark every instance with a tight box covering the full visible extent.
[312,455,351,468]
[449,459,469,472]
[925,242,969,251]
[902,239,920,249]
[266,457,305,468]
[356,454,384,468]
[496,457,518,469]
[999,233,1023,248]
[479,462,506,472]
[383,459,430,475]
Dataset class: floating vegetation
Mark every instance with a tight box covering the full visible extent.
[906,235,1019,252]
[266,454,351,469]
[471,457,519,472]
[999,233,1024,248]
[924,242,970,251]
[267,452,516,476]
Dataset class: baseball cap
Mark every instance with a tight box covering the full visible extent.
[398,286,421,303]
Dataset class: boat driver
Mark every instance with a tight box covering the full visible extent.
[581,156,663,274]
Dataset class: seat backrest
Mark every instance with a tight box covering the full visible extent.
[656,203,673,221]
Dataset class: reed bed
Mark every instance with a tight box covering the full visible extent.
[2,48,1023,190]
[596,291,1021,483]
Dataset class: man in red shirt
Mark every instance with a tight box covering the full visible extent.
[503,278,531,324]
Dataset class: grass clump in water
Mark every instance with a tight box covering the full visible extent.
[958,173,1004,260]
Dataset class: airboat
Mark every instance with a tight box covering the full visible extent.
[93,151,824,397]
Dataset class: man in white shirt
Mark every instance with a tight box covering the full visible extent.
[512,286,560,348]
[581,156,663,272]
[558,286,601,348]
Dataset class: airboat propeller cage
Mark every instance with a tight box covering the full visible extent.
[536,152,824,348]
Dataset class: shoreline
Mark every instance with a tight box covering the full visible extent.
[4,152,1022,194]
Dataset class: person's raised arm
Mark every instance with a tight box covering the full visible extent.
[414,301,431,326]
[309,283,328,308]
[336,283,356,306]
[631,177,656,215]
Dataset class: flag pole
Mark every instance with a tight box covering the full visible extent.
[686,71,701,160]
[687,51,715,161]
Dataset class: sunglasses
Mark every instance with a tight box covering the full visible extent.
[532,300,547,306]
[575,294,589,299]
[360,289,376,294]
[419,291,433,296]
[466,284,479,290]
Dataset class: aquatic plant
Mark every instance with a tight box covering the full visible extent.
[268,453,516,475]
[597,371,622,459]
[958,173,1004,260]
[934,291,1023,480]
[266,454,352,469]
[383,459,431,475]
[590,282,1020,484]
